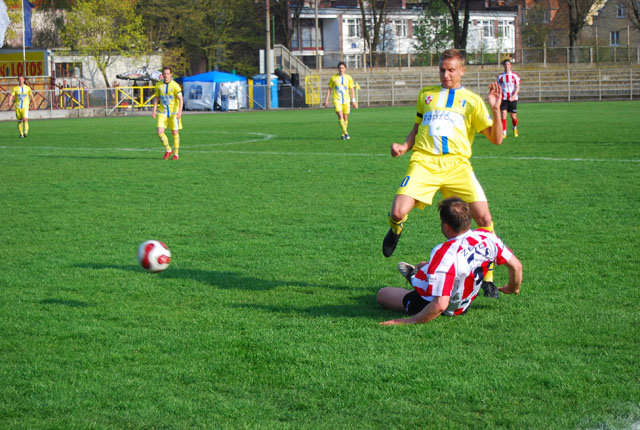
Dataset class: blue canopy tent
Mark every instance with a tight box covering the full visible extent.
[182,71,247,111]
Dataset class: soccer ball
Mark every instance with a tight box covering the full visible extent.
[137,240,171,273]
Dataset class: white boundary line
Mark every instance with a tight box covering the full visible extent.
[0,133,638,163]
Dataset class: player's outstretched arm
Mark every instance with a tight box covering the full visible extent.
[324,89,331,108]
[391,123,419,157]
[380,295,449,325]
[498,255,523,295]
[480,82,503,145]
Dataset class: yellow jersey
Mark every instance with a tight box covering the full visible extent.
[155,80,182,115]
[328,74,355,104]
[413,86,492,159]
[12,85,33,110]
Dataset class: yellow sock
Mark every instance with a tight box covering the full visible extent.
[345,120,349,134]
[339,119,347,135]
[480,222,495,282]
[24,122,29,135]
[18,122,23,136]
[388,213,408,235]
[159,133,171,152]
[173,134,180,156]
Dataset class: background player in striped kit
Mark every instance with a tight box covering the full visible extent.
[382,49,504,297]
[324,62,357,140]
[378,197,523,325]
[8,75,35,138]
[497,59,521,138]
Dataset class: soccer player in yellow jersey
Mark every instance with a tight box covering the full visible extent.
[153,66,184,160]
[324,62,357,140]
[382,49,504,297]
[9,75,35,138]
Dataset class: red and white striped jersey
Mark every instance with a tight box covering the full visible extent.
[410,229,514,316]
[497,72,521,100]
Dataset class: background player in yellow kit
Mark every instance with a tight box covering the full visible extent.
[153,66,184,160]
[324,62,357,140]
[9,75,35,138]
[382,49,504,297]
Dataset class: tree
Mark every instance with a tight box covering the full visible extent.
[413,0,453,55]
[624,0,640,32]
[359,0,391,64]
[62,0,148,87]
[137,0,263,77]
[271,0,304,49]
[440,0,471,50]
[560,0,599,62]
[522,3,553,47]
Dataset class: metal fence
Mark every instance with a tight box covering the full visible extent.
[305,46,640,69]
[1,68,638,119]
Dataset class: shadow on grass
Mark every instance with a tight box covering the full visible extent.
[40,298,92,308]
[231,293,387,319]
[73,263,326,291]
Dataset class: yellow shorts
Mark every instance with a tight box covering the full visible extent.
[16,108,28,120]
[395,152,487,209]
[332,101,350,114]
[157,114,182,131]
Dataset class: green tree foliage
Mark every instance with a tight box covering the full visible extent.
[522,4,553,47]
[413,0,453,55]
[136,0,264,77]
[62,0,148,87]
[439,0,471,50]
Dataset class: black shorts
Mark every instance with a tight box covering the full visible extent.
[402,290,466,316]
[500,100,518,113]
[403,290,430,315]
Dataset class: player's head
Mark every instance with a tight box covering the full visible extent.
[337,62,346,74]
[439,49,465,89]
[438,197,472,237]
[162,66,172,83]
[502,59,512,72]
[18,75,25,84]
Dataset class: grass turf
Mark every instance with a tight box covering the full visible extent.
[1,101,639,428]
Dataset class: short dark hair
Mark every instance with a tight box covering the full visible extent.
[502,59,512,66]
[440,49,466,66]
[438,197,472,233]
[162,66,172,73]
[337,61,346,68]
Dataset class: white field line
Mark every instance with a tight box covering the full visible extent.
[0,132,638,164]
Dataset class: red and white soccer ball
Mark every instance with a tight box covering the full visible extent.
[137,240,171,273]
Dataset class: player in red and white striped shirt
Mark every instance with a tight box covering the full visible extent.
[377,197,522,325]
[497,59,521,138]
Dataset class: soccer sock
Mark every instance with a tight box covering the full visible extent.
[24,122,29,135]
[345,120,349,134]
[172,134,180,156]
[18,122,23,136]
[512,118,518,129]
[501,119,507,132]
[388,213,408,235]
[159,133,171,152]
[480,222,495,283]
[339,119,347,135]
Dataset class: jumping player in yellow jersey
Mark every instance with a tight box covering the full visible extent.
[382,49,505,298]
[153,66,184,160]
[324,62,357,140]
[8,75,35,138]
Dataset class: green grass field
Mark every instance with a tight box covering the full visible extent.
[1,101,639,429]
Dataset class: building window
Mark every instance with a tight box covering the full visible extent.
[497,20,513,39]
[346,18,361,38]
[610,30,620,45]
[392,19,408,37]
[543,10,551,23]
[617,3,625,17]
[481,20,493,38]
[55,62,82,78]
[345,54,363,69]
